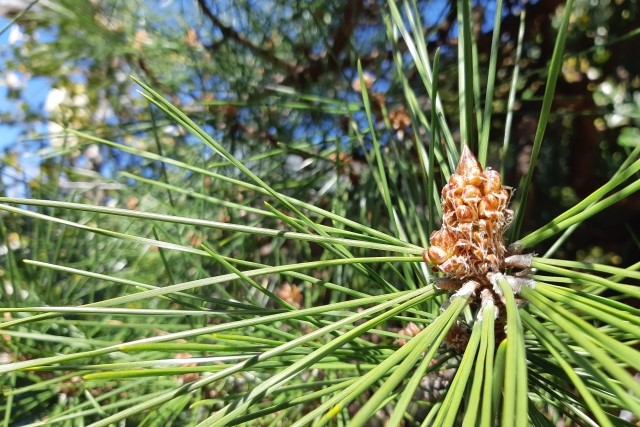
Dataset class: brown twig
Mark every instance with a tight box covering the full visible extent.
[196,0,297,73]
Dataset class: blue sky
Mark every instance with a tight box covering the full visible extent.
[0,14,52,149]
[1,14,54,197]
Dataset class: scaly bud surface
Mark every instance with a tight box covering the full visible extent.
[423,146,513,280]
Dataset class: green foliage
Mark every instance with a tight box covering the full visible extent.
[1,0,640,426]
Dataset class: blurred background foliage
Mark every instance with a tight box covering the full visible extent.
[1,0,639,266]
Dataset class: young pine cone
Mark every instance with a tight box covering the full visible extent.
[423,146,513,279]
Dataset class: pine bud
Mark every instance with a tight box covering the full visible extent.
[425,146,514,280]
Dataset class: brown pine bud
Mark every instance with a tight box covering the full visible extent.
[425,146,513,279]
[456,145,482,177]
